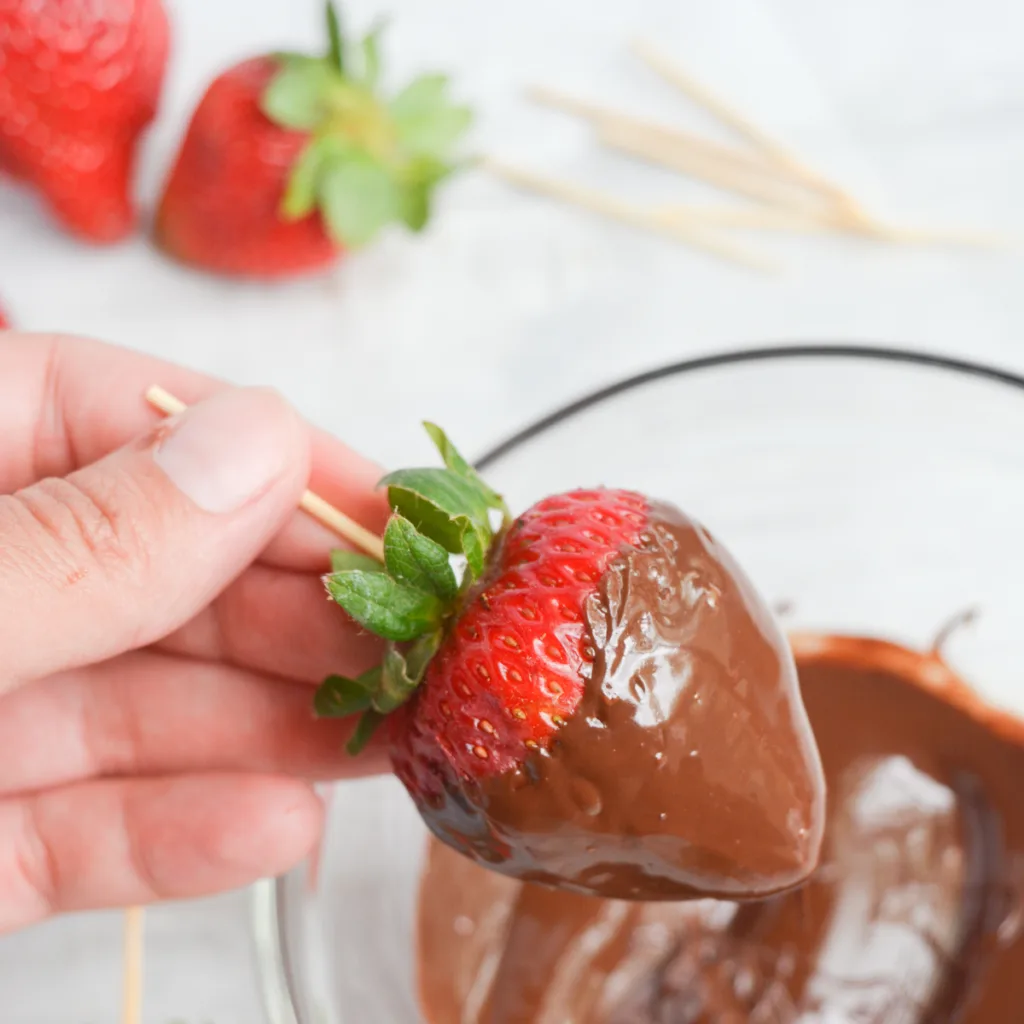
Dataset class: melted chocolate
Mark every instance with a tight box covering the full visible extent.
[419,501,825,902]
[417,636,1024,1023]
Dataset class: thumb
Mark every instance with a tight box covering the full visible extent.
[0,386,312,689]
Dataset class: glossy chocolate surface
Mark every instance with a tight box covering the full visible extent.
[420,501,825,901]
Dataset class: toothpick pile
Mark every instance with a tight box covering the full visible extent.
[485,38,1004,270]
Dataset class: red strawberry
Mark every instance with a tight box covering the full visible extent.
[0,0,170,242]
[0,303,9,329]
[155,4,472,278]
[390,488,649,784]
[317,425,826,903]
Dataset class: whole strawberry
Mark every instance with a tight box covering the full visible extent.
[0,0,169,242]
[317,426,826,903]
[155,3,472,278]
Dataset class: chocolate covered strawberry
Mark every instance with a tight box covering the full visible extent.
[155,3,471,277]
[0,0,169,242]
[318,426,826,902]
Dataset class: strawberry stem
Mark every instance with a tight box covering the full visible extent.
[326,2,345,74]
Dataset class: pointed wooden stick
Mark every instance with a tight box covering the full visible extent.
[655,203,1008,247]
[527,82,889,231]
[629,38,850,199]
[482,157,776,271]
[596,117,833,215]
[527,84,801,185]
[145,385,385,561]
[121,905,144,1024]
[657,203,848,233]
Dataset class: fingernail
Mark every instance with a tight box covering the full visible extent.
[153,387,298,514]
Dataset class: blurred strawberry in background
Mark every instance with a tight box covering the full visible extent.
[155,3,473,278]
[0,303,9,329]
[0,0,170,243]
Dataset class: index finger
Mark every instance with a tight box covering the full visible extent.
[0,332,388,570]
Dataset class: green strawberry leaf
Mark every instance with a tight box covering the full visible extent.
[314,666,381,717]
[325,1,345,74]
[377,647,420,712]
[330,549,385,574]
[375,631,441,712]
[385,485,465,554]
[405,630,442,678]
[382,468,491,533]
[391,75,473,161]
[395,158,457,231]
[360,18,386,88]
[391,73,450,121]
[282,134,355,220]
[325,570,442,641]
[399,106,474,162]
[261,59,341,132]
[320,154,402,247]
[461,520,487,578]
[398,180,432,231]
[408,155,453,183]
[347,708,384,754]
[423,422,507,515]
[281,138,329,219]
[384,515,458,600]
[270,51,325,71]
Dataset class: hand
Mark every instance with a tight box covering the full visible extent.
[0,332,389,932]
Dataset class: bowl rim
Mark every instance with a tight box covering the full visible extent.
[256,341,1024,1024]
[474,342,1024,469]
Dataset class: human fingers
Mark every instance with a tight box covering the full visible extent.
[0,331,388,571]
[0,773,322,930]
[0,650,388,797]
[0,385,309,688]
[158,561,382,684]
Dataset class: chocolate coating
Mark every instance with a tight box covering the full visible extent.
[417,636,1024,1024]
[420,501,826,901]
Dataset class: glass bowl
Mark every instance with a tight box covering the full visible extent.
[254,344,1024,1024]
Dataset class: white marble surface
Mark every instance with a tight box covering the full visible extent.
[2,0,1024,1020]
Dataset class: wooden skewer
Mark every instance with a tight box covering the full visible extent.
[122,905,144,1024]
[527,85,803,187]
[596,117,834,216]
[145,385,386,562]
[858,224,1010,248]
[629,38,848,199]
[481,157,776,271]
[657,203,848,234]
[628,38,893,237]
[655,203,1008,247]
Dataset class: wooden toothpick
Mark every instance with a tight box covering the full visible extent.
[145,385,386,562]
[629,38,847,198]
[527,84,799,184]
[121,905,144,1024]
[595,118,832,216]
[482,157,776,271]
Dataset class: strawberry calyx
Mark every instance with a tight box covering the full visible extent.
[262,2,473,248]
[316,424,510,753]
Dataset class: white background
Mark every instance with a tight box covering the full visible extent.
[1,0,1023,1020]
